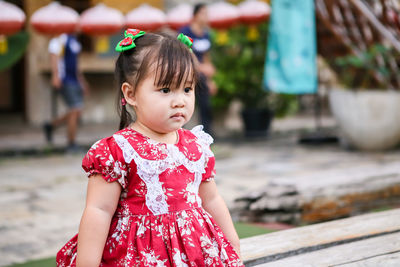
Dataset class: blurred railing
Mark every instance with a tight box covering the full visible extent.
[316,0,400,90]
[365,0,400,40]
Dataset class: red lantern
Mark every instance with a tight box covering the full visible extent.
[238,0,270,25]
[79,4,124,35]
[125,4,166,32]
[167,4,193,31]
[30,2,79,35]
[208,2,239,30]
[0,0,25,36]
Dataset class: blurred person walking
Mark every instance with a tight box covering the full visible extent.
[43,33,89,152]
[179,3,217,134]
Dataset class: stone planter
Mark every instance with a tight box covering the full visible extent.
[329,88,400,150]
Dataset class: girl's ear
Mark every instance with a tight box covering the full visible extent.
[121,82,136,106]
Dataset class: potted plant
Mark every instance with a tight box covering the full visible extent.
[329,44,400,150]
[211,22,297,137]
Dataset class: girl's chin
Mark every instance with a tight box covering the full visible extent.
[156,124,184,134]
[167,123,185,131]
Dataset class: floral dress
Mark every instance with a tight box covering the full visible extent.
[56,125,243,267]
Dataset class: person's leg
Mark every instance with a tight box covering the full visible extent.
[51,113,69,127]
[44,82,84,148]
[44,84,71,143]
[196,74,213,134]
[66,108,81,146]
[43,111,70,143]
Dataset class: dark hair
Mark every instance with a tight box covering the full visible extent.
[115,32,198,130]
[193,3,206,16]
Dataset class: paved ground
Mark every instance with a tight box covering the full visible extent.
[0,115,399,266]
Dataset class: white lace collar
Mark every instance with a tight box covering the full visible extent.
[113,125,213,215]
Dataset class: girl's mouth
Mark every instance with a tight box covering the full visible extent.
[171,113,185,119]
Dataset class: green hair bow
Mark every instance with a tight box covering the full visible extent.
[177,33,193,52]
[115,29,146,52]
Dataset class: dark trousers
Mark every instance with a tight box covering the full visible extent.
[196,74,213,134]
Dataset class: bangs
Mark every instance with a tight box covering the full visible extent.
[153,37,197,88]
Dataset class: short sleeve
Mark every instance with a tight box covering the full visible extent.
[48,35,63,55]
[190,125,216,183]
[82,137,129,189]
[202,154,216,182]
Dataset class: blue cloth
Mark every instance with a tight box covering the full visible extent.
[63,35,80,86]
[60,83,83,109]
[263,0,317,94]
[179,25,211,63]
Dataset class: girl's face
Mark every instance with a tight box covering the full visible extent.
[130,69,195,135]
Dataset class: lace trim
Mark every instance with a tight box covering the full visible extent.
[112,126,213,215]
[113,134,169,215]
[191,125,214,159]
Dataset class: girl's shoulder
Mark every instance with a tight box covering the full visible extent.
[85,134,119,156]
[86,128,161,161]
[180,125,214,148]
[83,128,135,166]
[82,132,130,188]
[179,126,214,162]
[85,126,214,163]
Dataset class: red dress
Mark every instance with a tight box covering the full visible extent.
[56,125,243,266]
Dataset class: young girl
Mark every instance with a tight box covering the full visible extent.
[56,29,243,266]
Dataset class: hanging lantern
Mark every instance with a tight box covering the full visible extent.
[80,4,124,35]
[166,4,193,30]
[238,0,270,25]
[30,2,79,35]
[208,2,239,45]
[0,0,25,35]
[0,0,25,54]
[238,0,270,41]
[79,3,124,54]
[208,2,239,30]
[125,4,166,32]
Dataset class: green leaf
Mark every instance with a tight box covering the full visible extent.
[0,32,29,71]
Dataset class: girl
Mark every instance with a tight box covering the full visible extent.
[56,29,243,266]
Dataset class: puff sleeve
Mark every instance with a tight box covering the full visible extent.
[202,154,216,182]
[82,137,129,189]
[190,125,216,182]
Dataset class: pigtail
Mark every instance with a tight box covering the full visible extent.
[119,104,133,130]
[116,53,129,130]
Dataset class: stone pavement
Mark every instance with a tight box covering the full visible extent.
[0,115,399,266]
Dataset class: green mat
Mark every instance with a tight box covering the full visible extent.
[6,258,55,267]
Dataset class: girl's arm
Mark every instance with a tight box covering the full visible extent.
[199,180,241,260]
[76,174,121,267]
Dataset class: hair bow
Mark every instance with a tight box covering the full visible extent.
[177,33,193,52]
[115,29,146,52]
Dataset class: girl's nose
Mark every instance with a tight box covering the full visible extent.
[172,93,185,108]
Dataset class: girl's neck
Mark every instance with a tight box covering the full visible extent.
[130,122,178,145]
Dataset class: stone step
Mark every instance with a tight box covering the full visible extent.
[234,162,400,223]
[256,232,400,266]
[240,208,400,266]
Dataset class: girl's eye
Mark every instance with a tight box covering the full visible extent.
[184,87,193,93]
[160,88,170,94]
